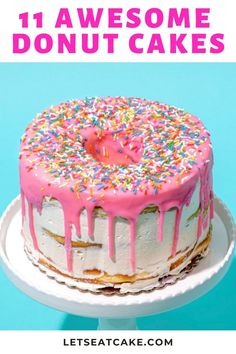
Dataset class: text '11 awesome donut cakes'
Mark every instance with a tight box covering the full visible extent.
[20,97,213,295]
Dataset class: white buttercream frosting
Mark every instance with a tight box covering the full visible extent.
[22,179,211,293]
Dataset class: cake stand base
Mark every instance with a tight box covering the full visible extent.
[97,318,137,330]
[0,196,235,330]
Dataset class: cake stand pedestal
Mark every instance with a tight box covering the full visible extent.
[0,196,235,330]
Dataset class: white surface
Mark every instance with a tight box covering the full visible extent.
[0,195,235,319]
[1,1,236,62]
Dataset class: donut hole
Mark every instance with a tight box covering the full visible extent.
[81,127,143,166]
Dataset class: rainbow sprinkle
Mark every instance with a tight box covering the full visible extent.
[20,97,210,197]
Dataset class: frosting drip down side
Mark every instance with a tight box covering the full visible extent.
[21,165,212,276]
[19,97,214,276]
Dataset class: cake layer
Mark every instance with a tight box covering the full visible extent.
[22,178,210,280]
[24,226,212,294]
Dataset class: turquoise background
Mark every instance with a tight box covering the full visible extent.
[0,63,235,329]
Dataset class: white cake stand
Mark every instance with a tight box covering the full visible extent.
[0,196,235,330]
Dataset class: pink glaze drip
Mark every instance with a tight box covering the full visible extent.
[64,217,73,273]
[130,219,136,273]
[28,203,39,250]
[197,161,213,239]
[157,210,165,242]
[172,207,183,257]
[108,215,115,259]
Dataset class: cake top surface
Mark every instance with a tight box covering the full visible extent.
[20,96,211,200]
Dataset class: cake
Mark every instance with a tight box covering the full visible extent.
[19,97,214,294]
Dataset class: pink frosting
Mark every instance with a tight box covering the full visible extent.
[20,97,213,274]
